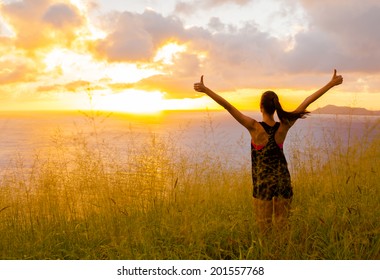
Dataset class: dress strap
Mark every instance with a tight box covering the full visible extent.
[259,122,280,136]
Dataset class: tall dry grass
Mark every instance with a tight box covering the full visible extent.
[0,111,379,260]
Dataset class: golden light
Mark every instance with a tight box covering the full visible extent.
[95,90,165,114]
[43,48,93,74]
[69,0,87,13]
[43,48,160,83]
[69,0,107,40]
[160,96,214,111]
[0,16,16,38]
[105,63,160,84]
[40,42,209,113]
[154,42,187,65]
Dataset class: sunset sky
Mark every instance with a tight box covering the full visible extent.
[1,0,379,113]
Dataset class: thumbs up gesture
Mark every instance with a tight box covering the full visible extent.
[194,75,207,93]
[330,69,343,87]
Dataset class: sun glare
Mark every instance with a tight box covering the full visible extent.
[69,0,87,13]
[0,16,16,38]
[40,42,204,113]
[154,42,187,65]
[43,47,160,84]
[95,90,164,114]
[43,48,92,73]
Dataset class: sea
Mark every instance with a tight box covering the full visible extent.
[0,110,379,173]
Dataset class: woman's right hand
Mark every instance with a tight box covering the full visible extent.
[194,75,208,93]
[330,69,343,87]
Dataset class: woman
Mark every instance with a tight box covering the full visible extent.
[193,70,343,233]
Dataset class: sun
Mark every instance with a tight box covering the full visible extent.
[40,41,197,113]
[94,90,165,114]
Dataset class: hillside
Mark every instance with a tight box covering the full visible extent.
[313,105,380,116]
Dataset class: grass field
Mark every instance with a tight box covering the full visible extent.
[0,113,379,260]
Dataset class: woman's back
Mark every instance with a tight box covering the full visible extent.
[250,120,290,149]
[251,122,292,201]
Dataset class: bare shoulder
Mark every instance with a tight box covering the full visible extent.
[278,120,292,134]
[243,118,260,135]
[247,116,259,132]
[274,121,291,144]
[231,109,258,132]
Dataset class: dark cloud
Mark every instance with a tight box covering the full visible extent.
[95,12,154,61]
[208,17,226,32]
[94,0,380,97]
[285,0,380,73]
[94,10,188,62]
[175,0,252,15]
[43,3,83,28]
[174,1,195,15]
[280,29,341,73]
[183,0,380,91]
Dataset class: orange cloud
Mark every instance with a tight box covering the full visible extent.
[1,0,87,51]
[37,80,106,93]
[0,0,379,111]
[0,51,39,84]
[133,74,195,97]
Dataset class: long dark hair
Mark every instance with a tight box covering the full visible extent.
[260,91,309,122]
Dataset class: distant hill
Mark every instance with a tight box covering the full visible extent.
[313,105,380,116]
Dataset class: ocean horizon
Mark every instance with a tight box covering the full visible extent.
[0,110,379,173]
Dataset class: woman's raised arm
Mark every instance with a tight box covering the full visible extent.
[295,69,343,113]
[194,75,256,131]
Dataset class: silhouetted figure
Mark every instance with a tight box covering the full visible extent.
[194,70,343,233]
